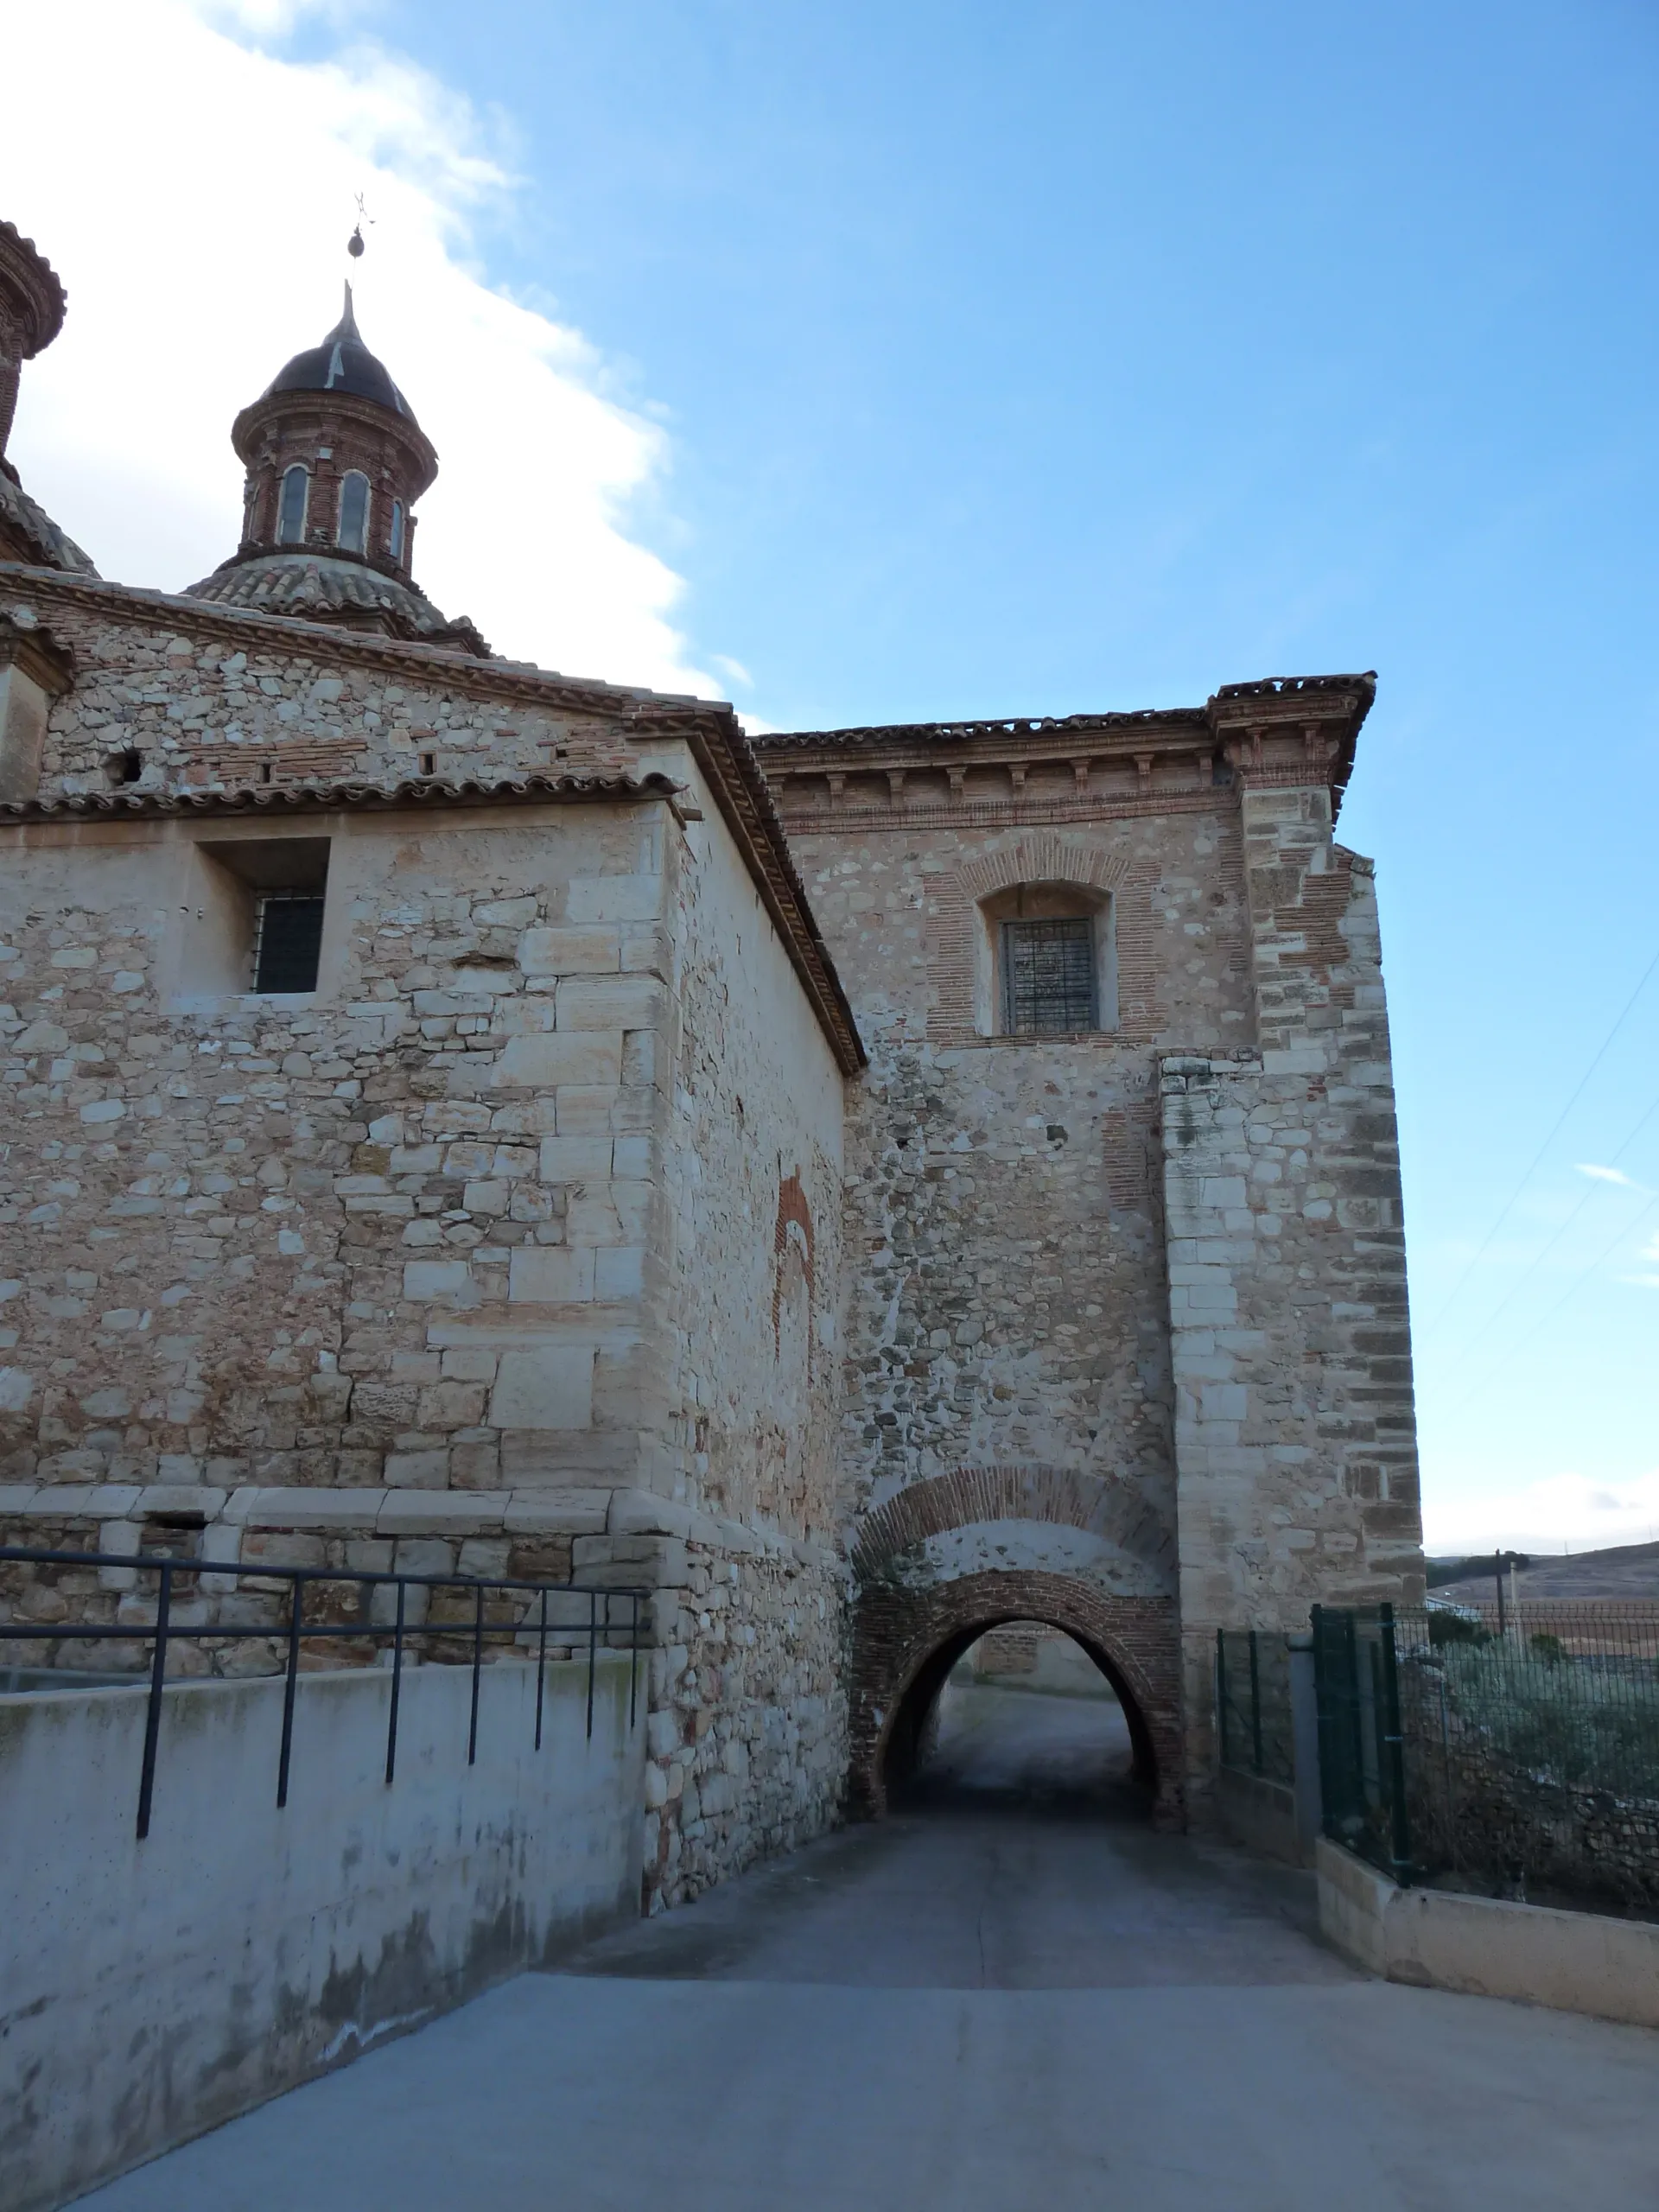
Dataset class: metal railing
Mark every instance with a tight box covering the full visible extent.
[0,1546,648,1840]
[1312,1600,1659,1909]
[1311,1602,1413,1883]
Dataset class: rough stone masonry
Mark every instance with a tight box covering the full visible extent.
[0,213,1423,1907]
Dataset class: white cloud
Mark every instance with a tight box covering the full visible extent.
[1423,1467,1659,1556]
[712,653,755,691]
[1574,1163,1644,1189]
[0,0,722,698]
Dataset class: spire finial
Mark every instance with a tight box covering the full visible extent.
[348,191,371,263]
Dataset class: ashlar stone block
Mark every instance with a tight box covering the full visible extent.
[488,1344,595,1431]
[507,1247,596,1304]
[496,1033,623,1090]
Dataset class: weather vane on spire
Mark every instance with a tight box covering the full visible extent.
[347,193,372,261]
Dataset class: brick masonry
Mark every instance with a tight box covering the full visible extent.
[848,1567,1182,1821]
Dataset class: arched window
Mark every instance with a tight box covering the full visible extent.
[977,882,1116,1036]
[337,471,371,555]
[388,499,405,562]
[276,466,308,547]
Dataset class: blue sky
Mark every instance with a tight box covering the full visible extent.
[9,0,1659,1551]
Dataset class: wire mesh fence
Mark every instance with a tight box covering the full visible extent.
[1313,1600,1659,1911]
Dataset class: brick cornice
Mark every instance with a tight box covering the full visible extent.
[0,220,66,358]
[755,671,1376,823]
[232,385,438,497]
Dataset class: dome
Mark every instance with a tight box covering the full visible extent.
[263,285,416,424]
[185,550,489,657]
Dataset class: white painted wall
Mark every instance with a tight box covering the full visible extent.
[0,1655,644,2212]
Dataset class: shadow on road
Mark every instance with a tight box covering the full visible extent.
[895,1676,1150,1825]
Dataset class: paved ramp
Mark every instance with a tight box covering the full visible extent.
[79,1685,1659,2211]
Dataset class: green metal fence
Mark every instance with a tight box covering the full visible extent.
[1312,1600,1659,1910]
[1216,1627,1294,1788]
[1310,1604,1413,1883]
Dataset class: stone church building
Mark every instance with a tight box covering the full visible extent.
[0,218,1423,1907]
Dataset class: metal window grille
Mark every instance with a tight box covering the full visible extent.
[1002,917,1096,1033]
[252,893,326,994]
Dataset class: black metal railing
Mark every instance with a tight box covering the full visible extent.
[0,1546,648,1840]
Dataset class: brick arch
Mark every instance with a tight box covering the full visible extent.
[954,831,1133,905]
[922,830,1161,1045]
[849,1568,1183,1825]
[851,1464,1174,1587]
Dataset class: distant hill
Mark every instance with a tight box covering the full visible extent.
[1428,1540,1659,1603]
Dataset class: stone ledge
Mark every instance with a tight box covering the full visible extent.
[0,1481,848,1569]
[1316,1837,1659,2028]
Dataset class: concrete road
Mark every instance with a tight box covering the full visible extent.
[81,1685,1659,2212]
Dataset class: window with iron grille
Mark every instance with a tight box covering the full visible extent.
[1001,917,1096,1033]
[251,893,326,994]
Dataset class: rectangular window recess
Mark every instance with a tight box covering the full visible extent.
[1002,917,1096,1034]
[252,892,326,994]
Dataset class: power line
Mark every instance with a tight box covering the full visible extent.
[1453,1186,1659,1414]
[1435,1087,1659,1368]
[1427,941,1659,1330]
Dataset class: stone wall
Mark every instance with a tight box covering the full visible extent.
[759,704,1423,1822]
[0,576,860,1909]
[1162,785,1422,1805]
[760,800,1258,1808]
[9,576,659,796]
[0,797,678,1548]
[777,808,1253,1539]
[588,766,850,1908]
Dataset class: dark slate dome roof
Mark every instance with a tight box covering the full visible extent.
[264,284,416,423]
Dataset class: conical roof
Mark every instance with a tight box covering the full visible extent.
[264,284,416,423]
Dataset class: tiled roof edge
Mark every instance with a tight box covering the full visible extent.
[0,771,684,822]
[0,566,708,718]
[681,710,868,1077]
[751,673,1378,753]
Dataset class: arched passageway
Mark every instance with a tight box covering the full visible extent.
[849,1569,1184,1826]
[892,1620,1144,1815]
